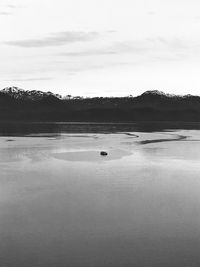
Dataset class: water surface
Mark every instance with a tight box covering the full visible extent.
[1,123,200,267]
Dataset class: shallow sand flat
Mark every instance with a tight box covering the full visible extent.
[1,130,200,267]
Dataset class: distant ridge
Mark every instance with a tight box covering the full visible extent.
[0,86,198,100]
[1,86,62,101]
[141,90,196,99]
[0,87,200,122]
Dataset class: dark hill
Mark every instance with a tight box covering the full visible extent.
[1,87,200,122]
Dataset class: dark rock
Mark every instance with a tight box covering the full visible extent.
[100,151,108,156]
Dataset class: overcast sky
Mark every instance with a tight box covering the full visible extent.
[1,0,200,96]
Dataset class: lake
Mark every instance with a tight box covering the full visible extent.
[0,122,200,267]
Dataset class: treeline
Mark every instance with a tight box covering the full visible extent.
[1,91,200,122]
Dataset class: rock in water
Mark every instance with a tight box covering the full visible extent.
[100,151,108,156]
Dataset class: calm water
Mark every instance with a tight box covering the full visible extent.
[1,123,200,267]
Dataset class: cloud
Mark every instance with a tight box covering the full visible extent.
[7,4,19,9]
[5,31,100,48]
[59,41,149,58]
[4,77,53,82]
[55,36,189,74]
[0,11,12,15]
[147,11,156,15]
[0,3,21,16]
[59,37,187,58]
[61,50,117,57]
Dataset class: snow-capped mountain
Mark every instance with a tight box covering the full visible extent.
[141,90,197,99]
[1,87,62,101]
[141,90,179,98]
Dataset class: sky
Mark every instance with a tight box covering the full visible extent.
[1,0,200,96]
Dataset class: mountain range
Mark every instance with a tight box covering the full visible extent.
[1,86,62,101]
[1,86,200,122]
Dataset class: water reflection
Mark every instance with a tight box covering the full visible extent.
[1,121,200,136]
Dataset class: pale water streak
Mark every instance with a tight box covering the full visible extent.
[0,130,200,266]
